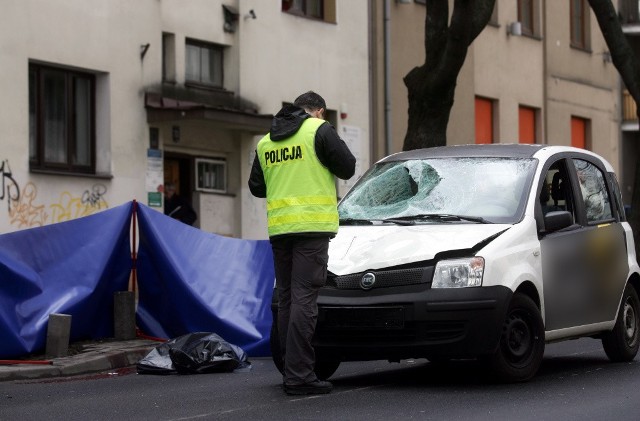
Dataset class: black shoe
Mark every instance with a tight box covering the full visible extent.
[284,380,333,395]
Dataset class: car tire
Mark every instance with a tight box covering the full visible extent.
[602,284,640,362]
[487,293,545,382]
[269,314,341,381]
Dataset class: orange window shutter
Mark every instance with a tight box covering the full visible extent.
[571,117,586,149]
[475,98,493,144]
[519,107,535,144]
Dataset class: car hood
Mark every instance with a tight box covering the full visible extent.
[328,224,510,275]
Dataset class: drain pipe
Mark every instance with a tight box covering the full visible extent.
[542,0,548,144]
[384,0,392,155]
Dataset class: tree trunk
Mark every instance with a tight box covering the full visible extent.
[402,0,496,151]
[404,69,455,150]
[588,0,640,257]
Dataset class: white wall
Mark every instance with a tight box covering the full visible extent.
[0,0,159,232]
[0,0,371,238]
[236,0,371,240]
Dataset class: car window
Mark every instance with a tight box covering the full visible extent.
[609,172,626,221]
[571,159,613,224]
[539,160,575,218]
[338,157,537,224]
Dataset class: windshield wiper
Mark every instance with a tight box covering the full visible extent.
[339,218,373,225]
[340,218,414,226]
[379,218,416,226]
[390,213,491,224]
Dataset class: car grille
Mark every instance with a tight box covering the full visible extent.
[316,321,466,344]
[327,266,433,290]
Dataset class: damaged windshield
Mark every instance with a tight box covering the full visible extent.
[339,157,537,224]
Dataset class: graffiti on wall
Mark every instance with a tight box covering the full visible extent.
[50,184,109,224]
[9,182,47,228]
[0,160,20,212]
[1,159,110,229]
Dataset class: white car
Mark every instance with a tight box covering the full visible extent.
[270,144,640,382]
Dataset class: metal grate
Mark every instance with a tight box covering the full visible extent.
[327,267,432,290]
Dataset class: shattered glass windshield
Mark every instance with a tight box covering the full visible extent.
[339,157,537,224]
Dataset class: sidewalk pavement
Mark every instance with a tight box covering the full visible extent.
[0,339,159,382]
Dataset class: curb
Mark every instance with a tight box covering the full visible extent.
[0,340,157,382]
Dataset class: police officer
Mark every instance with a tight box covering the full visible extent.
[248,91,356,395]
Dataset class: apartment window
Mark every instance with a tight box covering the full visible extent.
[282,0,336,23]
[29,63,95,173]
[282,0,322,18]
[185,39,223,88]
[475,97,495,144]
[196,158,226,193]
[570,0,589,50]
[518,0,535,36]
[519,106,537,144]
[571,116,589,149]
[162,32,176,82]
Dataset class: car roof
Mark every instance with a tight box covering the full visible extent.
[379,144,545,162]
[379,144,614,172]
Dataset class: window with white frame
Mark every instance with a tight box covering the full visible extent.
[196,158,226,193]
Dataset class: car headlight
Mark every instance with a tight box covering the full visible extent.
[432,257,484,288]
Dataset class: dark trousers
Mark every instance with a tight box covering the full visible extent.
[270,235,329,385]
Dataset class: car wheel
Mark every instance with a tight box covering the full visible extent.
[269,314,341,380]
[602,284,640,362]
[488,293,545,382]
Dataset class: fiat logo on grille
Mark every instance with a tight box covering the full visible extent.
[360,272,376,290]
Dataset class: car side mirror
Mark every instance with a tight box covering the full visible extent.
[544,211,573,233]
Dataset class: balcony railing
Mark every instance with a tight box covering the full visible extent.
[620,0,640,25]
[624,89,638,122]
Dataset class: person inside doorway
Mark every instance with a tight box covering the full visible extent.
[164,182,197,226]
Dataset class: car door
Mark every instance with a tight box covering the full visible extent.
[538,155,627,331]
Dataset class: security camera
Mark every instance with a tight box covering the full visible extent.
[244,9,256,20]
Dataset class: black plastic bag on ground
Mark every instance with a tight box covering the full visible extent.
[137,332,251,375]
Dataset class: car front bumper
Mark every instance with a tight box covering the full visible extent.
[312,284,513,361]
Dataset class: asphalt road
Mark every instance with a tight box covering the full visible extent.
[1,338,639,421]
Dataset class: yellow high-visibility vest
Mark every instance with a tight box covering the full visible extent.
[257,118,338,237]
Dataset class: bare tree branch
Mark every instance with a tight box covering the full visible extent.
[588,0,640,119]
[403,0,496,151]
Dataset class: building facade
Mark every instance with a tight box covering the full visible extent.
[369,0,623,198]
[0,0,371,238]
[620,0,640,205]
[4,0,629,238]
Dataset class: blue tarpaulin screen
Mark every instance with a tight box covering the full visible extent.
[135,203,274,357]
[0,202,133,358]
[0,201,275,359]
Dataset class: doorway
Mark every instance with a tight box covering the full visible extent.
[164,154,193,205]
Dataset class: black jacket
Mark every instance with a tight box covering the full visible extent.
[248,105,356,198]
[164,194,197,226]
